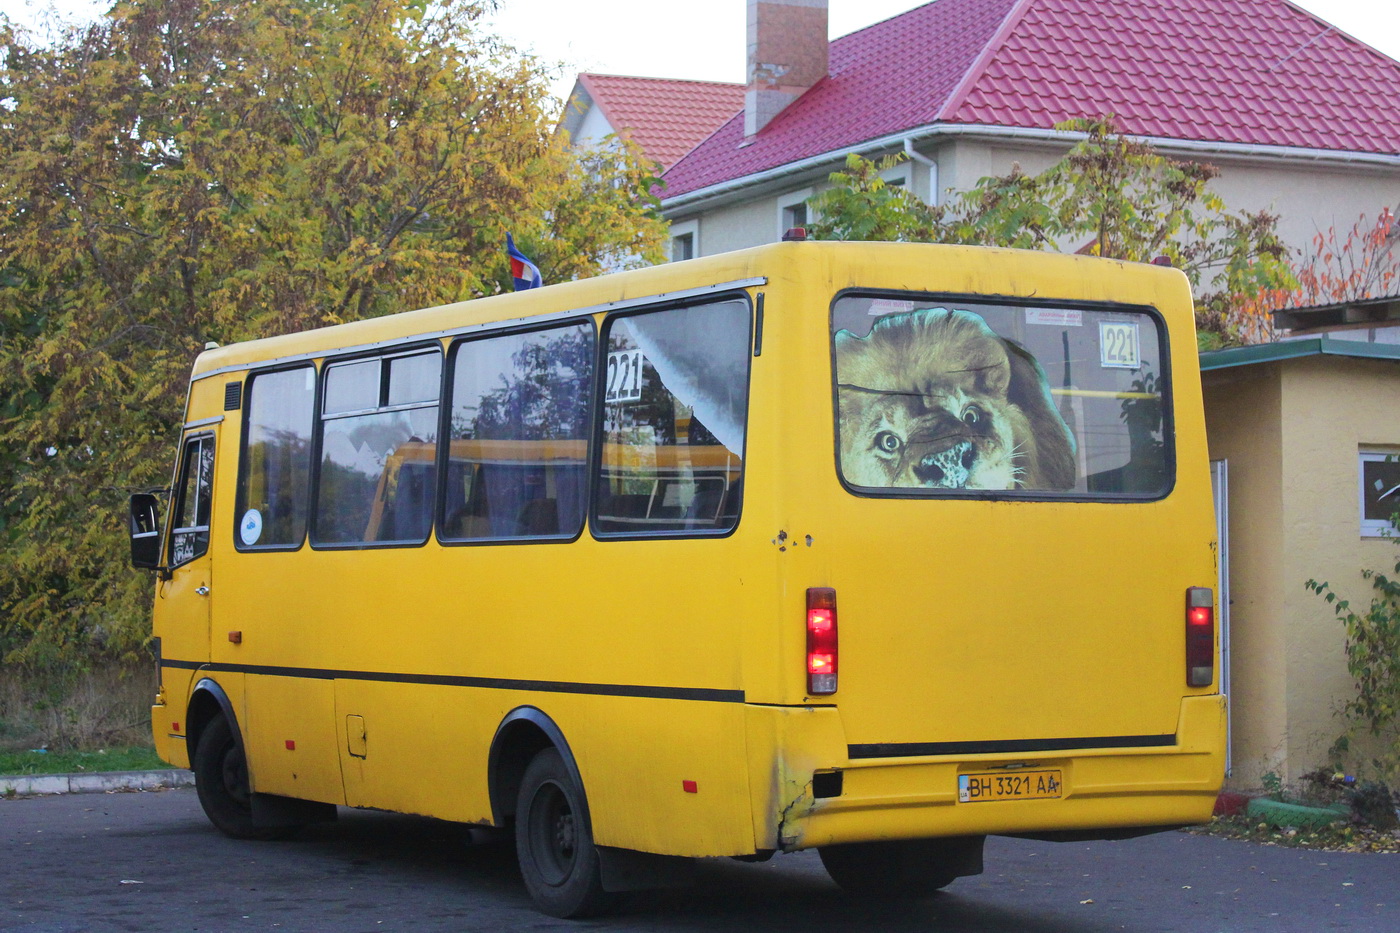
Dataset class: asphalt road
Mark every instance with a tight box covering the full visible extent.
[1,787,1395,932]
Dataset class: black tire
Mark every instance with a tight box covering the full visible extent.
[192,714,295,841]
[819,836,983,897]
[514,747,618,918]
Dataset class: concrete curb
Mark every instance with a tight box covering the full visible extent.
[1,768,194,797]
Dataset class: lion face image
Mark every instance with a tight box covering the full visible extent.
[835,308,1076,490]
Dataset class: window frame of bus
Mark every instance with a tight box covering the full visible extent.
[233,364,319,553]
[169,431,216,569]
[436,318,597,547]
[589,293,754,541]
[827,289,1176,503]
[309,343,445,551]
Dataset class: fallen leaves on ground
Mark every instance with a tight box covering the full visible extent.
[1187,815,1400,853]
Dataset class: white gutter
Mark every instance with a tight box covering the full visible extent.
[902,137,939,204]
[660,122,1400,215]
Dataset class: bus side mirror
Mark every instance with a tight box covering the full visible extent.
[129,493,163,570]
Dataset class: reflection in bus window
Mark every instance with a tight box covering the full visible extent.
[172,434,214,566]
[442,323,594,541]
[315,351,440,545]
[595,299,750,535]
[237,367,315,548]
[832,297,1168,497]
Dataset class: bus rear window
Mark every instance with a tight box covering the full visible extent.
[831,295,1170,498]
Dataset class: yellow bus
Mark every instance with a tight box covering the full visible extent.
[129,240,1224,917]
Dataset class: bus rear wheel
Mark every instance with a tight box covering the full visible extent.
[514,747,618,918]
[818,836,984,897]
[192,714,295,841]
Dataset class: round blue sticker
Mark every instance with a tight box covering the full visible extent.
[239,509,263,546]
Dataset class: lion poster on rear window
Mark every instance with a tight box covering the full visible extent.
[834,307,1077,492]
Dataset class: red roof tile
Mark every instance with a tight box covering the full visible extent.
[575,74,745,169]
[662,0,1400,200]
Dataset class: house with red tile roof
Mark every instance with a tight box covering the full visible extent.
[660,0,1400,265]
[558,73,745,171]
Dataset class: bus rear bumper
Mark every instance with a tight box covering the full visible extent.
[771,695,1226,851]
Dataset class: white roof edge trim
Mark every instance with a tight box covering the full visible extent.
[659,123,1400,215]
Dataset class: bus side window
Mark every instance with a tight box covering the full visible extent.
[171,434,214,567]
[236,366,316,549]
[315,351,440,547]
[441,322,594,543]
[594,298,751,536]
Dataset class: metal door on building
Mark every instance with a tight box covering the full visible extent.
[1211,459,1231,775]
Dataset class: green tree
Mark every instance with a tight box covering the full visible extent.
[808,118,1294,347]
[1307,515,1400,782]
[0,0,665,668]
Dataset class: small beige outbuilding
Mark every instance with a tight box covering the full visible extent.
[1200,336,1400,788]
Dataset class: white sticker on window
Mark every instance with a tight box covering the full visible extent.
[239,509,264,546]
[1099,321,1141,369]
[605,349,644,403]
[1026,308,1083,327]
[868,298,916,317]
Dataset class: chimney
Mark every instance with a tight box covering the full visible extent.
[746,0,828,137]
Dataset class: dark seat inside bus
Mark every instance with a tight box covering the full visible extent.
[515,498,559,536]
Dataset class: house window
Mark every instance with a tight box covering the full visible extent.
[1360,451,1400,536]
[669,219,699,262]
[777,187,814,239]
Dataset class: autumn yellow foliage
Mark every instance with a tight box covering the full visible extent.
[0,0,665,668]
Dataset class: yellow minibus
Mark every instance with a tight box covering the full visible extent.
[129,240,1224,917]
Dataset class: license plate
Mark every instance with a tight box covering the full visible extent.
[958,769,1063,803]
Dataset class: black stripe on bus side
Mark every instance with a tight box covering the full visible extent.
[160,659,744,704]
[847,734,1177,759]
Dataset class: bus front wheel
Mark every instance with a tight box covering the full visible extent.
[818,835,984,897]
[514,747,618,918]
[192,714,294,841]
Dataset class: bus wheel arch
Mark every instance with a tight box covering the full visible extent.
[186,677,238,764]
[487,706,584,828]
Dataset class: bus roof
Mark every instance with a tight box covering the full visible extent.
[190,242,1192,382]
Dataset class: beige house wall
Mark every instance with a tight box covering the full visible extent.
[681,197,778,257]
[1278,357,1400,780]
[1202,365,1287,787]
[927,141,1398,263]
[1207,161,1398,261]
[668,137,1399,269]
[1204,355,1400,788]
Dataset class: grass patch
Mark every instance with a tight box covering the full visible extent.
[0,744,166,776]
[0,661,155,752]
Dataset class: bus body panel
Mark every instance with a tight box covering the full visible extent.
[744,246,1220,845]
[146,241,1224,866]
[769,695,1225,850]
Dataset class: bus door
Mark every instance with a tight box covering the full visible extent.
[161,430,217,674]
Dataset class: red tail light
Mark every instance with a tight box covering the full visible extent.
[1186,587,1214,687]
[807,587,838,695]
